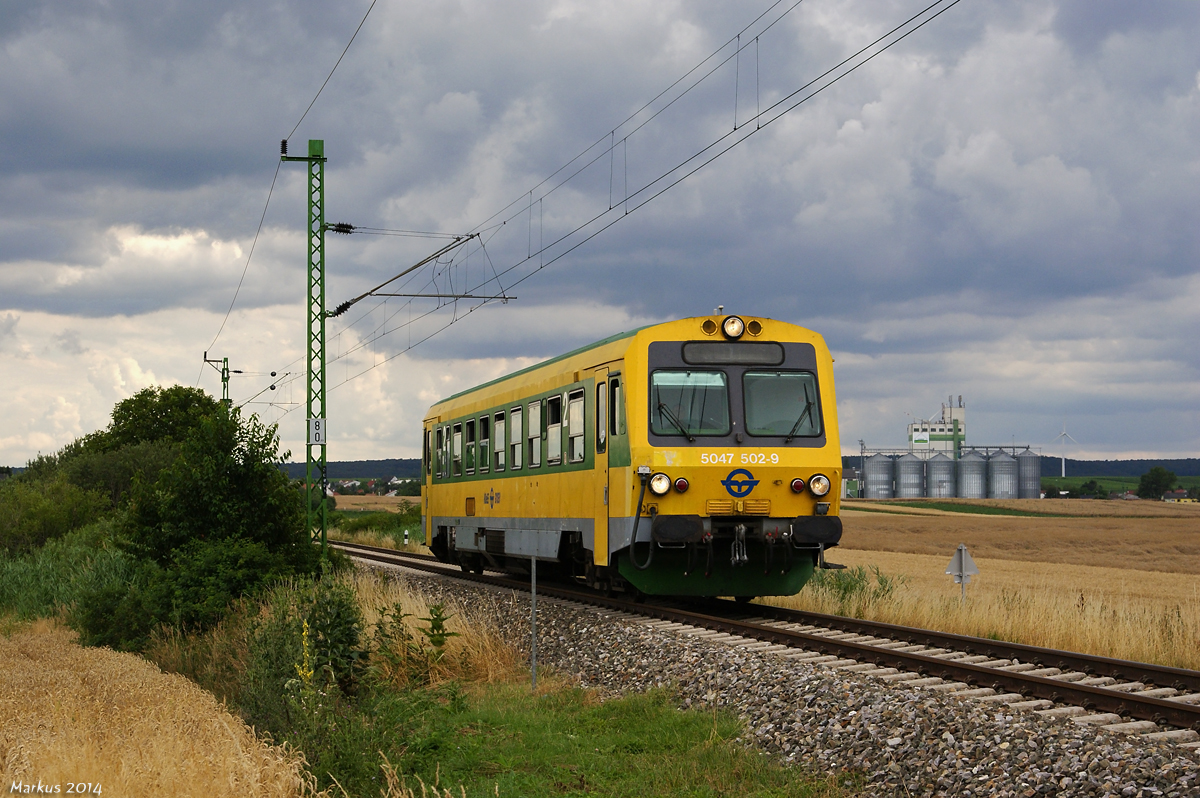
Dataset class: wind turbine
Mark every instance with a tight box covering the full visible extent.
[1051,422,1077,478]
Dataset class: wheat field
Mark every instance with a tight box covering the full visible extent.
[839,506,1200,574]
[0,619,324,798]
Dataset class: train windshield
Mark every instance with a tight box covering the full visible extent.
[650,370,730,437]
[743,371,822,438]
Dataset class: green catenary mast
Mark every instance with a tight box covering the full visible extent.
[282,139,329,553]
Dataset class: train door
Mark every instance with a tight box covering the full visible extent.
[592,367,609,566]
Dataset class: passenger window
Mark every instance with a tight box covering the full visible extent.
[568,390,584,463]
[443,426,451,477]
[493,412,506,471]
[465,419,476,474]
[435,427,444,477]
[528,400,542,468]
[452,423,463,477]
[596,382,608,454]
[509,407,523,469]
[478,415,490,473]
[546,395,563,466]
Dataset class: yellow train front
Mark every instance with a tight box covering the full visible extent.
[420,314,843,598]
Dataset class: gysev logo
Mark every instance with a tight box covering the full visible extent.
[484,488,501,508]
[721,468,759,498]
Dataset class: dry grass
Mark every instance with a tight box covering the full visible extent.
[771,548,1200,669]
[840,509,1200,574]
[0,619,325,798]
[333,495,418,512]
[350,571,524,687]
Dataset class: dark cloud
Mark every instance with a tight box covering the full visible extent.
[1,0,1199,458]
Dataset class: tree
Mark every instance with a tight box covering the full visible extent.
[73,405,320,649]
[126,406,312,569]
[1137,466,1177,500]
[107,385,221,450]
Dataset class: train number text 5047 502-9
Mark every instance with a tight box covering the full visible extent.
[700,452,779,465]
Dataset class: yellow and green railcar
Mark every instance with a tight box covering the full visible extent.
[420,314,843,598]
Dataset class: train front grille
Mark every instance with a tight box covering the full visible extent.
[705,499,771,516]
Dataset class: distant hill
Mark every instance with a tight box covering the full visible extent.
[841,456,1200,478]
[279,458,421,480]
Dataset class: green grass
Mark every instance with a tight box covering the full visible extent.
[886,501,1071,517]
[1041,475,1200,492]
[845,501,1070,517]
[381,684,853,798]
[329,507,423,547]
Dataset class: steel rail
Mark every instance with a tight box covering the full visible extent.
[332,541,1200,731]
[698,599,1200,695]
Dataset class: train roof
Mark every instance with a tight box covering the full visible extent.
[432,324,652,406]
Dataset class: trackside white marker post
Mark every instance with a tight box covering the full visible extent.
[946,543,979,604]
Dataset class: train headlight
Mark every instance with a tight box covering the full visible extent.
[808,474,831,497]
[674,477,690,493]
[722,315,745,339]
[649,472,672,495]
[790,478,806,493]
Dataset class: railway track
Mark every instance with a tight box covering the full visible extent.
[331,540,1200,748]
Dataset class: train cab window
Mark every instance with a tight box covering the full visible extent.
[435,427,444,477]
[596,382,607,454]
[493,412,506,471]
[567,390,585,463]
[465,419,476,474]
[650,370,730,437]
[509,406,523,469]
[527,400,542,468]
[546,396,563,466]
[452,423,463,477]
[478,415,490,473]
[743,371,822,437]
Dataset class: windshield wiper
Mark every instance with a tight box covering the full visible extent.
[657,402,695,442]
[785,385,815,443]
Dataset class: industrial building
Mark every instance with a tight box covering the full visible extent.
[855,395,1041,500]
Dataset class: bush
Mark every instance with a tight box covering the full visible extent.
[239,577,369,732]
[0,476,110,552]
[62,440,179,505]
[126,408,312,570]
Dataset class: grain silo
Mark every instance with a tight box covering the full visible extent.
[926,453,956,498]
[1016,448,1041,499]
[895,453,924,498]
[987,450,1018,499]
[863,453,894,499]
[957,450,987,499]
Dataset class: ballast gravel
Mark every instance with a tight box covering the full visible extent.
[382,568,1200,797]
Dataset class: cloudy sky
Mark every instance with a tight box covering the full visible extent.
[2,0,1198,465]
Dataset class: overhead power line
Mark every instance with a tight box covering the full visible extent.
[286,0,965,403]
[200,0,379,383]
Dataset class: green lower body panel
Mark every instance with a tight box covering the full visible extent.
[617,542,816,597]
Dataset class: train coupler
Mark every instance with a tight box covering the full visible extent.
[731,523,749,567]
